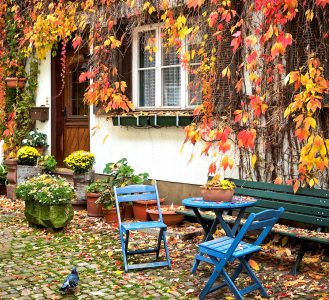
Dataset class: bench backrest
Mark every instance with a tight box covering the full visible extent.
[228,179,329,228]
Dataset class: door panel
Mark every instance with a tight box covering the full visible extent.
[63,58,90,159]
[63,127,89,159]
[51,47,90,165]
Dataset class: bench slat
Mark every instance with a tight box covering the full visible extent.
[230,179,329,199]
[235,187,329,208]
[255,199,329,217]
[246,206,329,227]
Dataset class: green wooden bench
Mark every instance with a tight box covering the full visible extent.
[178,179,329,274]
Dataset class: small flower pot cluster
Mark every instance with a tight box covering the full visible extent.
[85,158,149,223]
[11,134,185,227]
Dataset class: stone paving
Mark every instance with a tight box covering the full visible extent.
[0,198,328,300]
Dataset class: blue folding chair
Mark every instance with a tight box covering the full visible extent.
[195,208,284,300]
[114,184,171,272]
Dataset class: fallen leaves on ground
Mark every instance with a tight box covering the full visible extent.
[0,196,328,299]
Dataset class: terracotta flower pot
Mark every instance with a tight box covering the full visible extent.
[102,207,122,224]
[200,186,234,202]
[5,77,27,89]
[86,192,103,217]
[133,198,164,221]
[4,158,18,199]
[0,184,6,196]
[123,202,134,220]
[147,205,184,226]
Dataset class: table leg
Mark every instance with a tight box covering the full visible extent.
[191,209,219,273]
[214,208,246,237]
[231,208,246,235]
[193,208,210,235]
[215,209,234,237]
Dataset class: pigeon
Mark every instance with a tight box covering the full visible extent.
[59,267,79,293]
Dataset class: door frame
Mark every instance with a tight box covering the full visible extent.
[51,48,65,165]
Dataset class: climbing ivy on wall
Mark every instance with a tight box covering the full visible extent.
[0,0,329,189]
[0,1,40,157]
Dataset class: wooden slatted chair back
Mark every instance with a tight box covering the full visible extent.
[114,184,163,226]
[225,208,284,258]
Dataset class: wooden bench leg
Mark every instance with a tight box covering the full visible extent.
[290,240,308,275]
[323,245,329,262]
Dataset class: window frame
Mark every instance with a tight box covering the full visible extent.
[132,23,196,110]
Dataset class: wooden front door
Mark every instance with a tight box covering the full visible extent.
[51,49,90,165]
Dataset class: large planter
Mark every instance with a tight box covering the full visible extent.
[102,207,123,224]
[147,205,185,226]
[86,192,103,217]
[24,201,74,229]
[5,77,27,89]
[133,198,164,221]
[4,159,18,199]
[200,186,234,202]
[72,171,95,202]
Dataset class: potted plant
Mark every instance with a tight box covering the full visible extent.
[86,180,107,217]
[22,131,48,155]
[15,174,75,228]
[64,150,95,204]
[97,185,122,223]
[0,164,7,195]
[147,203,185,226]
[102,158,149,220]
[16,146,42,184]
[200,175,236,202]
[39,155,57,174]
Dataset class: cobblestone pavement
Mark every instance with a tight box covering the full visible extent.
[0,198,328,300]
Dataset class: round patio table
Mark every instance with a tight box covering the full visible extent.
[182,196,257,273]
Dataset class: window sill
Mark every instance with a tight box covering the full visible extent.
[111,112,194,127]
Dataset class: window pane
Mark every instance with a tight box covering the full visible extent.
[162,67,180,106]
[139,69,155,106]
[139,30,156,68]
[162,46,180,66]
[71,65,89,116]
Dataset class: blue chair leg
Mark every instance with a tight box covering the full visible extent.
[121,231,129,272]
[199,259,226,300]
[156,228,163,259]
[240,257,268,298]
[162,231,171,269]
[125,230,130,254]
[221,269,243,300]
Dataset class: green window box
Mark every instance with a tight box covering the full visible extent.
[112,115,193,127]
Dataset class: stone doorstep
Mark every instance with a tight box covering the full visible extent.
[139,226,203,241]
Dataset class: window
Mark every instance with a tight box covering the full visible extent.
[133,24,201,109]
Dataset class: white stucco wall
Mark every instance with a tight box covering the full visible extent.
[89,114,239,185]
[34,52,51,154]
